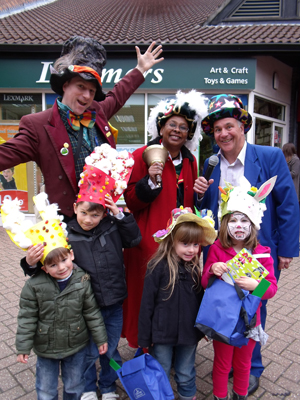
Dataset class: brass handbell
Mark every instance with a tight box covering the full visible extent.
[142,145,168,187]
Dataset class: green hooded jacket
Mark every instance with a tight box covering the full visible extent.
[16,264,107,359]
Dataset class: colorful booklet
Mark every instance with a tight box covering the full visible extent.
[222,248,270,285]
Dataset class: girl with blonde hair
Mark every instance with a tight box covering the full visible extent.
[138,207,216,400]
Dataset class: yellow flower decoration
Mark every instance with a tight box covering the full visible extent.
[219,185,233,203]
[221,192,229,202]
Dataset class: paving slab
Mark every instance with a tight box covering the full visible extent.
[0,226,299,399]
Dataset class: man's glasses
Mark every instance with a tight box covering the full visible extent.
[165,122,189,133]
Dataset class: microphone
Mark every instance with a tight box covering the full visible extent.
[203,155,219,181]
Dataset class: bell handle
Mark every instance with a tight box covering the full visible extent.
[155,174,162,187]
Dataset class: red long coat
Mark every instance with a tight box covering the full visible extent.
[122,137,198,347]
[0,69,144,217]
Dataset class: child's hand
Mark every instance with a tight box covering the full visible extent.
[17,354,29,363]
[26,244,44,266]
[99,343,108,355]
[210,262,228,276]
[235,276,259,292]
[104,194,120,216]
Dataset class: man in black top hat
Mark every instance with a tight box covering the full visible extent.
[0,37,163,219]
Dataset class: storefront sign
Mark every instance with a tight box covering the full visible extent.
[0,190,28,211]
[0,58,256,90]
[0,93,41,104]
[0,124,19,140]
[0,124,28,211]
[203,66,251,87]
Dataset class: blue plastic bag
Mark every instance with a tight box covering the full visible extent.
[195,275,261,347]
[110,353,174,400]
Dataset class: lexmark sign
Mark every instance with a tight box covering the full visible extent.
[0,94,41,104]
[3,95,33,102]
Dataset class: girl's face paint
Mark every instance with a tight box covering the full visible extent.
[227,212,252,241]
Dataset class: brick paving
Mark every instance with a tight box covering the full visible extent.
[0,225,299,399]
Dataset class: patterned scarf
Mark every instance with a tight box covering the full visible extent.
[57,100,104,183]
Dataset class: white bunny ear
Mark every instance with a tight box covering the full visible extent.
[238,176,251,190]
[254,176,277,202]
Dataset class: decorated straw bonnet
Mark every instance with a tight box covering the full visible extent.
[50,36,107,101]
[147,90,208,151]
[153,206,217,246]
[219,176,277,230]
[77,143,134,206]
[201,94,252,136]
[1,193,69,264]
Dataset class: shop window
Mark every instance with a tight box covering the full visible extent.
[109,94,145,145]
[0,94,42,121]
[0,93,43,212]
[254,96,285,120]
[254,95,286,148]
[46,93,58,109]
[255,118,272,146]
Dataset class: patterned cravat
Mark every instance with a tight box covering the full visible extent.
[66,110,96,131]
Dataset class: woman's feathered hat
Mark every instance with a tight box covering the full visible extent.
[201,94,252,136]
[50,36,107,101]
[147,90,208,151]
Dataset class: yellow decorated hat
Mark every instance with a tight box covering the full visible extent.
[153,206,217,246]
[1,193,69,264]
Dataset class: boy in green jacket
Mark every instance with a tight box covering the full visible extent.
[16,247,108,400]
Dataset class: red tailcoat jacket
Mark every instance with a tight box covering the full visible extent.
[0,69,144,217]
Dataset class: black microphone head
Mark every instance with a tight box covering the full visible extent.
[208,155,219,167]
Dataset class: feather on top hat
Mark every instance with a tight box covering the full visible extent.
[201,94,252,136]
[50,36,107,101]
[1,193,69,264]
[147,90,208,151]
[219,176,277,230]
[77,144,134,206]
[153,206,217,246]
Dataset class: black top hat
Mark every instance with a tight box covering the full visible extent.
[50,36,107,101]
[201,94,252,136]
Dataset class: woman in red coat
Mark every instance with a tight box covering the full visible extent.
[122,90,208,347]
